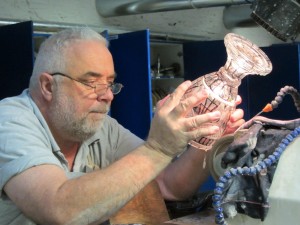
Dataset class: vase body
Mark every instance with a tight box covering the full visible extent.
[184,33,272,151]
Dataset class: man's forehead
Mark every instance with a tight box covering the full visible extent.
[79,71,116,80]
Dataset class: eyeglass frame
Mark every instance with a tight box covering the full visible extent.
[49,72,123,96]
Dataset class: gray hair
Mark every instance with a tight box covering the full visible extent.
[29,27,108,90]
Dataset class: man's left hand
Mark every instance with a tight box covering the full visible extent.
[223,95,245,135]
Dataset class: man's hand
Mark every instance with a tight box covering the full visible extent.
[145,81,221,158]
[223,95,245,135]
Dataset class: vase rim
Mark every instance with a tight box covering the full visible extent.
[224,33,273,76]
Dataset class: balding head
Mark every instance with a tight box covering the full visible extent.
[29,27,108,95]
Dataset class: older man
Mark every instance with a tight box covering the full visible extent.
[0,27,244,225]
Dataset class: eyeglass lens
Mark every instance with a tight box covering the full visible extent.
[95,83,123,95]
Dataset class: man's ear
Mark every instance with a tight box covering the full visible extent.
[39,73,54,101]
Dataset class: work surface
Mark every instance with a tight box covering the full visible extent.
[110,180,217,225]
[164,209,216,225]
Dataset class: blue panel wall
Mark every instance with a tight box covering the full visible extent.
[109,30,152,140]
[0,21,34,99]
[249,44,300,120]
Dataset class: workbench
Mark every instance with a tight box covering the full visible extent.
[165,209,216,225]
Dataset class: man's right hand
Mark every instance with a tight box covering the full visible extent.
[145,80,221,158]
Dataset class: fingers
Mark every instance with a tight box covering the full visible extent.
[147,109,221,158]
[229,108,244,123]
[172,89,208,118]
[156,80,208,118]
[185,111,220,132]
[185,111,221,140]
[157,94,170,107]
[223,108,245,135]
[235,95,242,106]
[157,80,192,111]
[224,119,245,135]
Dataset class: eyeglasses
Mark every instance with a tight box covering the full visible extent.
[50,72,123,96]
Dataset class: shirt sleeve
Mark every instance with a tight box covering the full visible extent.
[0,111,63,196]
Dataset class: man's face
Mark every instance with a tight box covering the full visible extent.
[49,40,115,141]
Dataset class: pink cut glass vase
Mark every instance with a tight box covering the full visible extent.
[183,33,273,151]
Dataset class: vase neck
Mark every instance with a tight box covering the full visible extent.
[217,66,242,87]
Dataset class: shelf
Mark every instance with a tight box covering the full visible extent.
[151,76,184,80]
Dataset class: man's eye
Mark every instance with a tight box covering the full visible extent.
[85,80,97,85]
